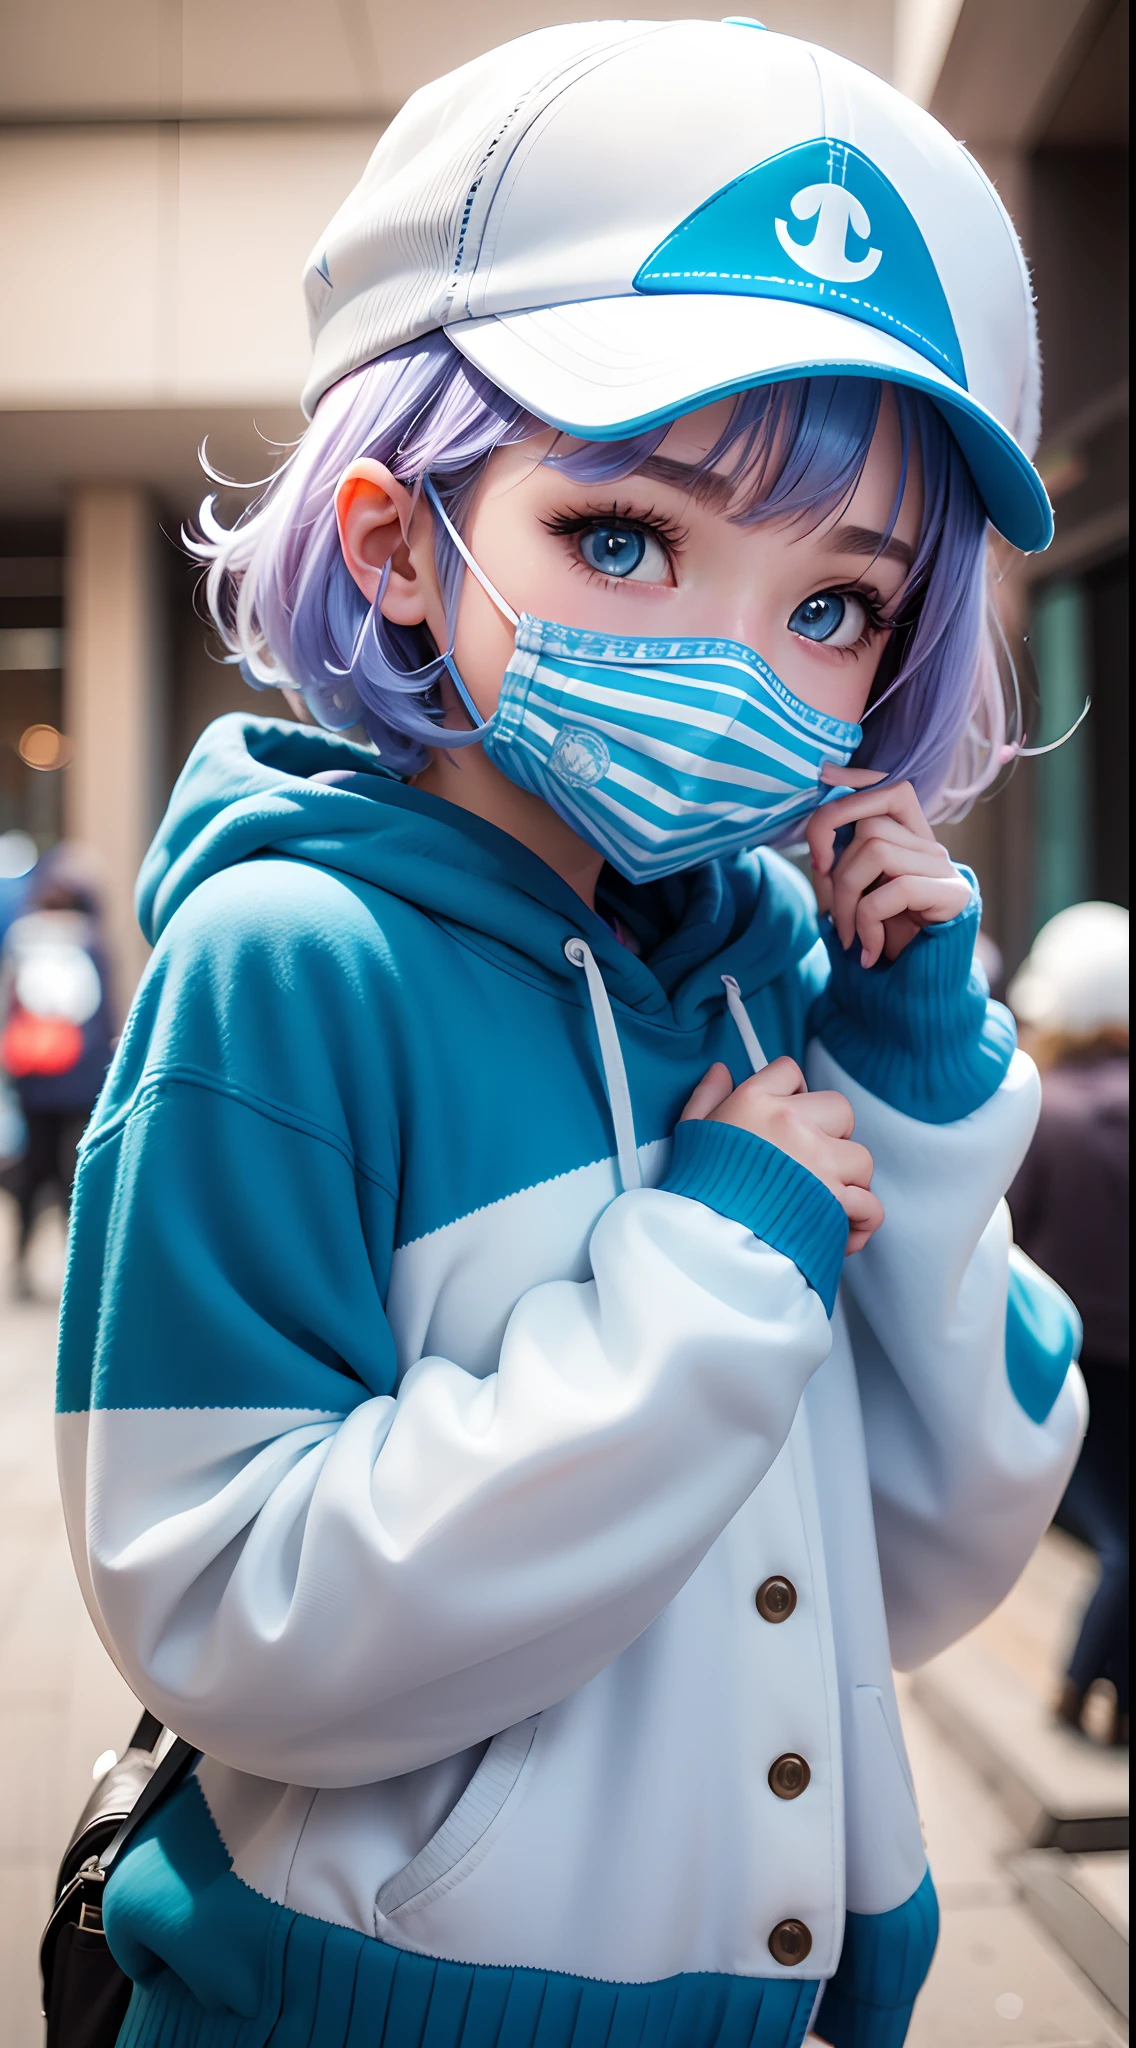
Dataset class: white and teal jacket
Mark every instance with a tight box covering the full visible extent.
[58,717,1084,2048]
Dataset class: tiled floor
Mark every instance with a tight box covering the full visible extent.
[0,1196,1126,2046]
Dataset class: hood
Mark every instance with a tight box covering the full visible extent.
[138,716,819,1030]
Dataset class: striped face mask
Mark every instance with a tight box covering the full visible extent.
[424,481,861,886]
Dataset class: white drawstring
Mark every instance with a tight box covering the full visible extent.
[721,974,768,1075]
[563,947,764,1193]
[564,938,642,1192]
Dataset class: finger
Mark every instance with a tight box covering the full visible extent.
[829,836,898,951]
[819,762,887,787]
[804,805,839,880]
[844,811,953,859]
[843,1183,883,1225]
[845,1194,885,1245]
[792,1089,856,1140]
[842,1185,885,1250]
[855,874,972,968]
[704,1057,808,1132]
[854,878,909,970]
[829,838,887,951]
[832,833,950,904]
[744,1056,808,1098]
[680,1062,736,1122]
[799,1128,875,1185]
[824,779,929,837]
[830,835,955,951]
[829,1137,876,1188]
[810,783,934,884]
[811,865,834,919]
[806,781,931,876]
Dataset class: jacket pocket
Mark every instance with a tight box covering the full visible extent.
[844,1684,926,1916]
[375,1716,539,1929]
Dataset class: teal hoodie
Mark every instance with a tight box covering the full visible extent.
[56,716,1079,2048]
[60,714,844,1419]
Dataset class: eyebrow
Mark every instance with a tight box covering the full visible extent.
[828,522,915,571]
[631,461,915,570]
[632,455,735,510]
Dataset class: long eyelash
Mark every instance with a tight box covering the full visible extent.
[797,583,901,663]
[830,583,893,636]
[540,500,688,555]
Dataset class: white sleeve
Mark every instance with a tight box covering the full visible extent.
[73,1186,831,1787]
[807,1040,1086,1670]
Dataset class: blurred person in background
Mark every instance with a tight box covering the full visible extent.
[0,846,114,1298]
[0,827,39,944]
[1008,902,1129,1747]
[0,830,41,1168]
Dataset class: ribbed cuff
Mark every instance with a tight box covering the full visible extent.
[663,1116,847,1315]
[810,868,1016,1125]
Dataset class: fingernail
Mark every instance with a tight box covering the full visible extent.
[860,946,872,968]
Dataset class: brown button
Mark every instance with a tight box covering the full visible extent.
[768,1752,811,1800]
[754,1575,797,1623]
[768,1918,813,1967]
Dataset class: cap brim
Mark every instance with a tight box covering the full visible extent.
[447,294,1052,553]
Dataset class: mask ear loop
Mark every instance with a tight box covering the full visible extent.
[421,477,520,733]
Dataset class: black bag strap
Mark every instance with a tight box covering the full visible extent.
[130,1709,164,1755]
[98,1736,202,1875]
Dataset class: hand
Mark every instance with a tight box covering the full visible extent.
[681,1058,883,1254]
[807,767,971,969]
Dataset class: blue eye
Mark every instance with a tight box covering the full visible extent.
[579,524,647,577]
[578,518,682,585]
[788,590,871,648]
[789,592,846,641]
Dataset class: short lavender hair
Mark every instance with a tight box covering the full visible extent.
[192,331,1017,816]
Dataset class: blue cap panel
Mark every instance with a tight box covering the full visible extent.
[634,138,966,390]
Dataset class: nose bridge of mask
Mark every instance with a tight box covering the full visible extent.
[535,625,862,769]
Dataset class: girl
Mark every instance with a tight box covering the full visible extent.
[59,22,1084,2048]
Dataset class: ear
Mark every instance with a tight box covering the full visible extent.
[334,460,444,634]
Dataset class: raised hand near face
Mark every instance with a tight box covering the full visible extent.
[808,765,972,970]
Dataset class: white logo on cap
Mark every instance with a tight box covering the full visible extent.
[775,184,881,284]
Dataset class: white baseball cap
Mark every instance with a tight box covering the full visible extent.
[302,18,1052,552]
